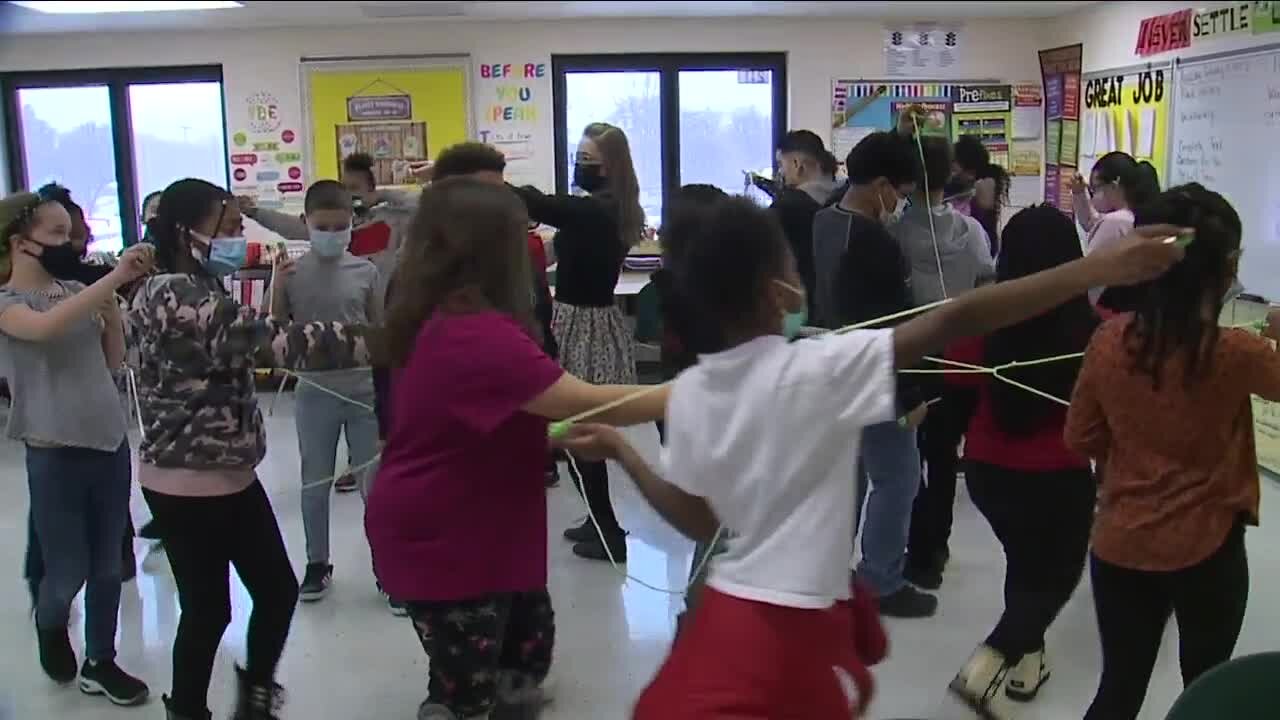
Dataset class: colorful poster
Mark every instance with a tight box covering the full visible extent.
[228,90,304,209]
[474,60,550,188]
[830,80,953,163]
[1040,44,1083,212]
[305,62,469,187]
[951,85,1012,169]
[1135,8,1193,56]
[1079,68,1171,184]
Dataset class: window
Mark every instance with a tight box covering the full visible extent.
[553,54,786,230]
[3,66,227,252]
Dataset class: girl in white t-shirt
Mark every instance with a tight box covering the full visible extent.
[554,195,1185,719]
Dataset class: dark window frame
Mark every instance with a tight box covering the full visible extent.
[551,53,787,218]
[2,64,227,248]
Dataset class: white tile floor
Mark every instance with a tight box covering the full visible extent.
[2,396,1278,719]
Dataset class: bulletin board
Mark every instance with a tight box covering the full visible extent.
[1078,63,1171,186]
[830,80,957,165]
[1040,44,1083,213]
[300,56,472,185]
[950,84,1013,170]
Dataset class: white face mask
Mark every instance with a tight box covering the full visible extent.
[308,226,352,259]
[878,190,907,224]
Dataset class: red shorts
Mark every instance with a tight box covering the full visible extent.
[633,588,875,719]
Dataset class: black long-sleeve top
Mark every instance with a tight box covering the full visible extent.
[513,186,627,308]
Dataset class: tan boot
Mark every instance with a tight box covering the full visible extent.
[1006,648,1051,702]
[948,645,1019,720]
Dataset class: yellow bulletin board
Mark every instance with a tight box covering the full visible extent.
[1079,65,1170,185]
[301,56,471,184]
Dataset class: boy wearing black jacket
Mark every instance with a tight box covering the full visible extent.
[811,132,937,619]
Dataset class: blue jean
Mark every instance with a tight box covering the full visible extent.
[27,441,132,661]
[295,374,380,565]
[853,420,922,596]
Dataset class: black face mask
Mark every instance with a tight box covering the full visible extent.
[573,163,606,193]
[25,241,85,280]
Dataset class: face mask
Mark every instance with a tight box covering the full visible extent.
[190,231,247,277]
[25,240,84,279]
[773,280,808,339]
[877,190,907,225]
[309,227,351,259]
[573,163,606,193]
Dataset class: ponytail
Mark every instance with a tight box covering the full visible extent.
[1120,161,1160,209]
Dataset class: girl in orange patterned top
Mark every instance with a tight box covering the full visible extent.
[1066,183,1280,720]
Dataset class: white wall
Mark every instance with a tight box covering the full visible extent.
[1053,1,1277,72]
[0,16,1046,191]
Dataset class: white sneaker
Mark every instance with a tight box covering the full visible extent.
[948,645,1019,720]
[1006,648,1050,702]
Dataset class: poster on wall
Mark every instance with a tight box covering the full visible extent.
[303,59,470,188]
[474,59,550,188]
[831,81,953,163]
[1040,44,1083,212]
[1079,67,1170,184]
[228,90,305,209]
[951,85,1012,169]
[1010,84,1043,177]
[884,23,961,77]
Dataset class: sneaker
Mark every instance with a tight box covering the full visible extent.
[79,659,149,706]
[948,645,1017,719]
[335,471,359,493]
[1005,648,1051,702]
[876,585,938,618]
[904,561,943,591]
[417,702,458,720]
[232,665,285,720]
[562,520,594,543]
[163,694,211,720]
[36,626,77,684]
[298,563,333,602]
[387,596,409,617]
[572,534,627,563]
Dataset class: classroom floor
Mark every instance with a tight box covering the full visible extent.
[1,395,1278,720]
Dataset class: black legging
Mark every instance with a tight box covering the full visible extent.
[908,387,976,565]
[1085,525,1249,720]
[966,462,1095,664]
[143,480,299,717]
[570,458,623,540]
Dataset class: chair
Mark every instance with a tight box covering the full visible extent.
[1164,652,1280,720]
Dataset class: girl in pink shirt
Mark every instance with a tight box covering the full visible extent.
[364,177,666,720]
[1072,152,1160,308]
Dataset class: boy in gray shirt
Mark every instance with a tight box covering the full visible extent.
[267,181,383,605]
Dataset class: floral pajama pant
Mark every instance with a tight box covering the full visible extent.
[408,589,555,718]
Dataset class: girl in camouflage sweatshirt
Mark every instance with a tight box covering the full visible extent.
[128,179,371,720]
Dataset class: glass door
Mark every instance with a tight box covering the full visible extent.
[677,69,777,196]
[16,85,122,253]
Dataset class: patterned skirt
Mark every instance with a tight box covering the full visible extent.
[552,302,637,385]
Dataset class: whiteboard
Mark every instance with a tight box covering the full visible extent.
[1170,48,1280,301]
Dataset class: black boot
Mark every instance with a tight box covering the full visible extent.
[231,665,284,720]
[163,695,211,720]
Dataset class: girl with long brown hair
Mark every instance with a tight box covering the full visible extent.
[365,177,663,720]
[512,122,646,562]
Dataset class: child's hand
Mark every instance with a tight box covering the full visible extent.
[1069,174,1088,196]
[552,423,625,462]
[1085,224,1188,287]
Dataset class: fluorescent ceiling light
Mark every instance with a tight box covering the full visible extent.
[11,1,243,13]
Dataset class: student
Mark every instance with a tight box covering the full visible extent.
[0,191,153,707]
[768,130,838,314]
[952,135,1010,257]
[1066,184,1279,720]
[552,195,1183,719]
[269,180,382,603]
[364,177,667,720]
[1071,152,1161,308]
[511,122,645,562]
[945,206,1099,718]
[893,136,994,591]
[131,178,373,720]
[134,190,163,247]
[21,184,138,599]
[812,132,934,617]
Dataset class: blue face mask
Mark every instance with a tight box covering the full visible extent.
[309,227,351,259]
[774,280,808,339]
[191,231,247,277]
